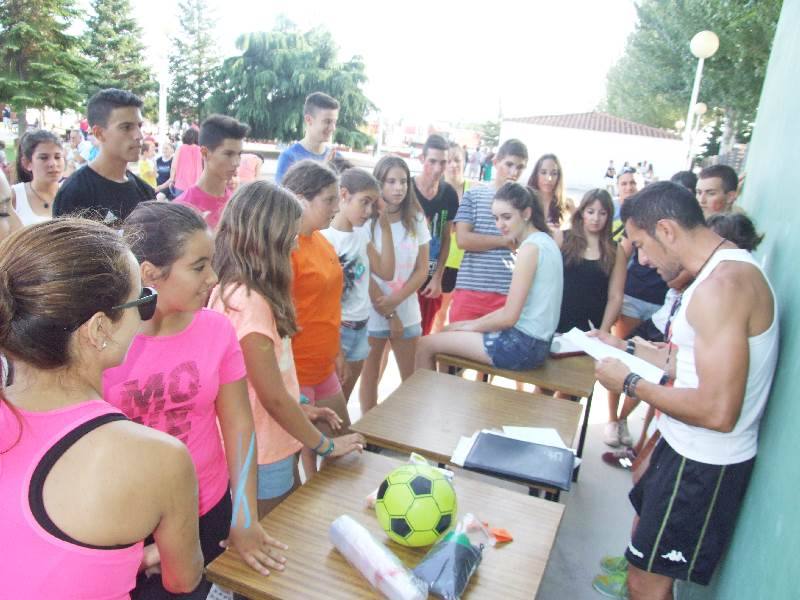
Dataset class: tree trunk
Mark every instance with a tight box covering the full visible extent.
[15,103,28,135]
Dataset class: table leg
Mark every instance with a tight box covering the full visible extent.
[573,390,593,482]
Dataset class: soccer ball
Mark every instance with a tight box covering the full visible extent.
[374,463,457,547]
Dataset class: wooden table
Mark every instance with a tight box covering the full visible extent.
[206,452,564,599]
[351,370,582,498]
[434,354,596,480]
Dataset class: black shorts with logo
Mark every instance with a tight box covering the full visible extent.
[625,439,754,585]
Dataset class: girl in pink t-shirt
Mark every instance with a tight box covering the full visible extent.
[104,201,287,598]
[210,181,364,516]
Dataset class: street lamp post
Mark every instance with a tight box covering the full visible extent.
[684,31,719,168]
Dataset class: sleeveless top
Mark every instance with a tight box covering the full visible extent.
[12,182,52,226]
[557,235,610,333]
[515,231,563,341]
[0,399,143,599]
[623,247,668,306]
[173,144,203,191]
[663,249,779,465]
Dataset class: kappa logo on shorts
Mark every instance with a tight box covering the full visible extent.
[661,550,688,563]
[628,543,644,559]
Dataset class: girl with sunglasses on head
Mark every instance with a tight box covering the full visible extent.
[104,201,287,599]
[210,181,365,516]
[0,219,203,599]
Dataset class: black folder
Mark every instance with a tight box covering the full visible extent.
[464,432,574,491]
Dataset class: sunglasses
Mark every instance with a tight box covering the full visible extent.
[113,287,158,321]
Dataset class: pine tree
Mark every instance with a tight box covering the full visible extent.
[0,0,91,132]
[168,0,220,125]
[83,0,154,98]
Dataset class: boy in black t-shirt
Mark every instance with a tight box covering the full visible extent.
[413,134,459,335]
[54,89,154,225]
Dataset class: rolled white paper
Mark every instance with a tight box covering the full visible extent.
[329,514,427,600]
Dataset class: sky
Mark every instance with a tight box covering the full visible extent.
[128,0,639,123]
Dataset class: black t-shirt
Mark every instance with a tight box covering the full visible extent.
[557,233,611,333]
[413,178,459,269]
[54,165,155,225]
[624,247,668,306]
[156,157,172,186]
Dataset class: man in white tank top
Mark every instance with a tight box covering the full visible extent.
[594,181,779,599]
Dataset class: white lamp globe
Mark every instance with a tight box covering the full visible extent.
[690,31,720,59]
[694,102,708,115]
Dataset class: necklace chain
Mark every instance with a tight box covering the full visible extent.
[696,238,727,276]
[27,182,54,209]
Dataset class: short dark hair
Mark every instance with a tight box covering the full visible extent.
[495,139,528,161]
[199,114,250,151]
[422,134,448,157]
[182,127,199,145]
[670,170,698,194]
[494,183,548,234]
[699,164,738,194]
[707,213,764,252]
[620,181,705,235]
[87,88,143,128]
[303,92,340,116]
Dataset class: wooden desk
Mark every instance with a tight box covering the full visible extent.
[435,354,596,480]
[351,370,582,496]
[206,452,564,599]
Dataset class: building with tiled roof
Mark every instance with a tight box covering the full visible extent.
[500,111,686,190]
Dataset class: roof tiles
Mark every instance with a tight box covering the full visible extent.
[505,111,680,140]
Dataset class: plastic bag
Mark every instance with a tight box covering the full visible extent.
[329,514,428,600]
[365,452,454,509]
[412,514,491,600]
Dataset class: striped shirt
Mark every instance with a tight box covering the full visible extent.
[454,184,513,294]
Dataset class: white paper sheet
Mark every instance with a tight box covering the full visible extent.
[561,327,665,383]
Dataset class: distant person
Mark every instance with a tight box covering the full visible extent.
[53,89,155,225]
[696,164,739,218]
[669,170,697,195]
[527,153,575,228]
[481,151,495,181]
[413,134,459,335]
[237,152,264,183]
[612,167,638,240]
[64,129,92,176]
[467,147,482,180]
[274,92,340,184]
[0,170,23,238]
[604,159,616,194]
[175,114,249,229]
[2,104,11,130]
[170,127,203,196]
[11,130,64,225]
[137,140,157,188]
[643,162,656,185]
[155,140,175,199]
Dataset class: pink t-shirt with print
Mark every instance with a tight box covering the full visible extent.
[176,184,232,229]
[103,309,246,515]
[210,285,303,465]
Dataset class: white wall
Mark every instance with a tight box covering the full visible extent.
[499,121,686,193]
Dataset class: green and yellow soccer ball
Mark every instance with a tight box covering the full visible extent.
[374,463,457,547]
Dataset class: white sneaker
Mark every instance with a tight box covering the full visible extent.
[604,421,621,447]
[618,419,634,447]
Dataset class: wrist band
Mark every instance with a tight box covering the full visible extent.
[299,394,311,405]
[319,437,335,458]
[312,433,327,453]
[626,339,636,355]
[623,372,642,399]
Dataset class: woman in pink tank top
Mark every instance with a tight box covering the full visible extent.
[0,219,203,599]
[170,128,204,194]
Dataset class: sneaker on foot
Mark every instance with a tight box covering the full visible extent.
[604,421,621,447]
[592,571,629,599]
[599,555,629,574]
[618,419,633,447]
[601,448,637,470]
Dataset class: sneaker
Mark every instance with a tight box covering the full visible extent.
[601,448,637,470]
[592,571,629,599]
[599,555,629,574]
[604,421,621,447]
[618,419,634,447]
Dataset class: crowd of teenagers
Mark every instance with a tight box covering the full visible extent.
[0,86,778,600]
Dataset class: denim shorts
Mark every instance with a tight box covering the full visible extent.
[368,322,423,339]
[340,323,369,361]
[483,327,550,371]
[257,454,297,500]
[621,294,662,321]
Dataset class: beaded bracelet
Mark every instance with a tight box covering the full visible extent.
[623,372,642,399]
[318,437,335,458]
[311,433,327,453]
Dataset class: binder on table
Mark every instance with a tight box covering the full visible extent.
[463,432,574,491]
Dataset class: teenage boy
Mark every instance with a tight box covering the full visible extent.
[54,89,154,225]
[175,114,250,230]
[414,134,460,335]
[274,92,339,184]
[696,164,739,218]
[450,139,528,323]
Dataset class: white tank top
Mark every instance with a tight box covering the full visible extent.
[662,248,779,465]
[12,183,51,226]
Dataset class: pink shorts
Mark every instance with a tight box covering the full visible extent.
[449,289,507,322]
[299,371,342,404]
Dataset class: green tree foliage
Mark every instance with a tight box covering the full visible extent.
[210,21,374,148]
[603,0,782,142]
[83,0,154,98]
[168,0,220,125]
[477,120,500,148]
[0,0,91,131]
